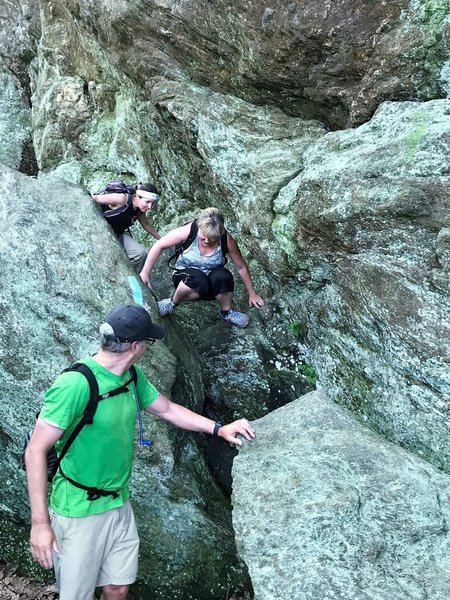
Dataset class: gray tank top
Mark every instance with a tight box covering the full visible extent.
[176,234,224,274]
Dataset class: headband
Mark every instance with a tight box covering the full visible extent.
[136,190,159,202]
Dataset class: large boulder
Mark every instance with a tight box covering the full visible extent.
[0,165,250,598]
[275,100,450,472]
[30,0,450,128]
[232,391,450,600]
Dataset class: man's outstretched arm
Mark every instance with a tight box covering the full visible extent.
[146,395,255,446]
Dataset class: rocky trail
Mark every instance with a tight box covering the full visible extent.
[0,562,57,600]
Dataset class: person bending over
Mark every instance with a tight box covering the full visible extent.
[26,304,255,600]
[92,182,161,273]
[140,207,264,328]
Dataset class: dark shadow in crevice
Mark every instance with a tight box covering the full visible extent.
[19,139,39,176]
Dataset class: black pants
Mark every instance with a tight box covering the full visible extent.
[172,267,234,301]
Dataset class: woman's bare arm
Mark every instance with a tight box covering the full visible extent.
[227,233,265,308]
[92,192,127,208]
[140,223,192,287]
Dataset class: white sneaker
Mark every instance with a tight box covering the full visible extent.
[158,298,176,317]
[221,309,249,328]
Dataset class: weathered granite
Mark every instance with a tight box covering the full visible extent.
[1,1,450,596]
[30,0,450,128]
[0,0,39,173]
[0,70,33,171]
[273,100,450,472]
[233,391,450,600]
[126,91,450,476]
[17,13,450,474]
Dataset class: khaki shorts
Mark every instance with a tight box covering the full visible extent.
[50,500,139,600]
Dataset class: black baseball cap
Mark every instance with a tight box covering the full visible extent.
[104,304,165,342]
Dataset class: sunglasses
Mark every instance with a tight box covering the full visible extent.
[146,338,156,345]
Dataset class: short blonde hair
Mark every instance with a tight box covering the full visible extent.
[197,207,225,239]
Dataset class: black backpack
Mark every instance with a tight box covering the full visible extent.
[167,219,229,269]
[95,180,136,219]
[21,362,137,502]
[96,180,136,196]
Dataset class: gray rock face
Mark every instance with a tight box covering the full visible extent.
[32,0,450,128]
[1,0,448,487]
[232,391,450,600]
[0,165,249,598]
[141,88,450,476]
[278,100,450,472]
[0,0,39,173]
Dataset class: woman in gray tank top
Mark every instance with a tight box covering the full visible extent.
[140,207,264,328]
[175,231,225,274]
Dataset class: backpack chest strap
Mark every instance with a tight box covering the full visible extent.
[99,376,134,400]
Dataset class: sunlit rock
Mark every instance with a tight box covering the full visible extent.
[233,391,450,600]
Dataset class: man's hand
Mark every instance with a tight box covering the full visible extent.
[30,522,59,570]
[248,292,265,309]
[218,419,255,446]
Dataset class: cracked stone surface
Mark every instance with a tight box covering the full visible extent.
[233,390,450,600]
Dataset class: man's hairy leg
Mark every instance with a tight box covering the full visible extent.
[100,584,129,600]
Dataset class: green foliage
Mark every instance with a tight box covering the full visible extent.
[296,363,317,387]
[288,320,307,340]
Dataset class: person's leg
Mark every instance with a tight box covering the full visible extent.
[50,508,119,600]
[209,268,249,328]
[173,280,200,303]
[209,267,234,306]
[118,233,147,273]
[100,584,129,600]
[96,501,139,597]
[210,267,234,311]
[50,503,138,600]
[158,269,207,316]
[215,291,233,311]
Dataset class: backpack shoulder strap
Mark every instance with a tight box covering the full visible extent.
[167,220,198,269]
[130,365,137,385]
[186,219,198,245]
[68,362,100,422]
[220,229,229,258]
[48,363,99,480]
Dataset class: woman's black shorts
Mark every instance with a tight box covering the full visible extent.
[172,267,234,301]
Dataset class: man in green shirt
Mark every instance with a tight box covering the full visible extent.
[25,304,255,600]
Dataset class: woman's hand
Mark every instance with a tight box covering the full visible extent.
[140,271,152,288]
[248,292,265,308]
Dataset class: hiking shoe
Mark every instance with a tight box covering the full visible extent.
[221,309,249,328]
[158,298,176,317]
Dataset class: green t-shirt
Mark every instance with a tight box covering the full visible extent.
[40,357,159,517]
